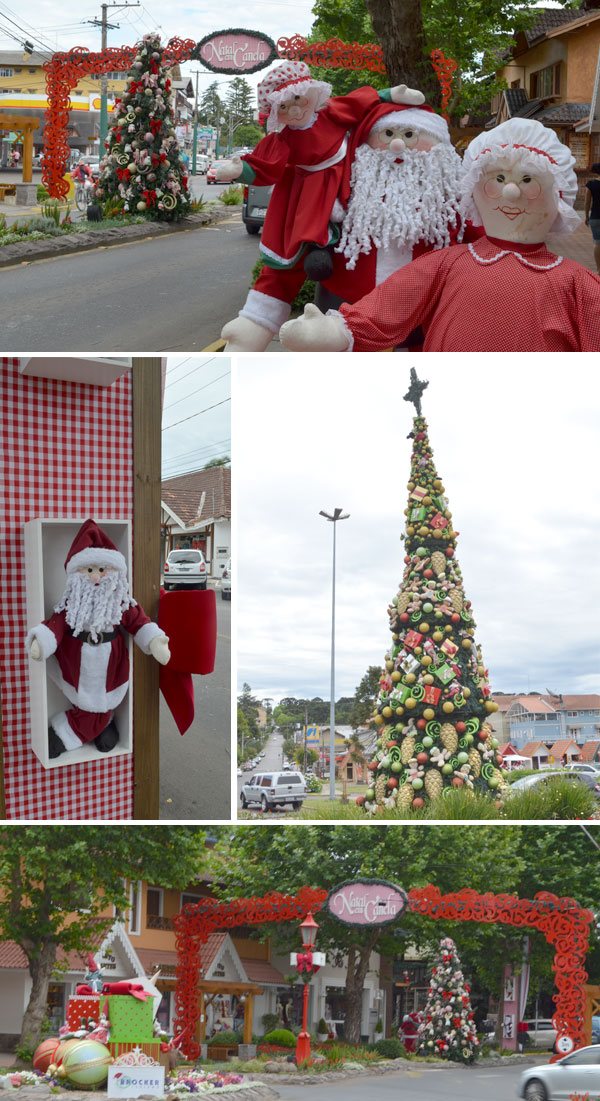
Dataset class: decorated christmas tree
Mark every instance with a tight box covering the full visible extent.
[97,33,190,221]
[417,937,479,1063]
[359,369,507,815]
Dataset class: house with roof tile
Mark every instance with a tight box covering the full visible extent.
[489,1,600,192]
[507,694,600,755]
[161,466,231,579]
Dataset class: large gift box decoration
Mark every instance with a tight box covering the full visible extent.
[66,995,101,1031]
[109,1042,161,1062]
[105,995,155,1042]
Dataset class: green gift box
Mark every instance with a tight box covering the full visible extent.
[106,994,155,1042]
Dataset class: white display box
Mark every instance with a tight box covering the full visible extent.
[24,517,133,769]
[19,357,131,386]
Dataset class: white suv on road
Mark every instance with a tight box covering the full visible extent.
[240,771,307,812]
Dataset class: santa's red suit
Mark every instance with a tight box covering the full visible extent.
[336,235,600,351]
[29,603,163,747]
[243,85,382,267]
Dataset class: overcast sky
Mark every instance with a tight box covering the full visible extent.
[162,355,230,481]
[235,354,600,707]
[0,0,315,97]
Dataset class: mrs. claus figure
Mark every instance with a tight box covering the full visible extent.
[26,519,170,758]
[280,118,600,352]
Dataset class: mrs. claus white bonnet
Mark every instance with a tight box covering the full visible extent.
[460,117,579,235]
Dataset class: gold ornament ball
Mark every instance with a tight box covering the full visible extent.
[423,674,434,685]
[405,697,417,710]
[432,631,444,642]
[442,701,454,714]
[391,671,401,683]
[419,622,430,633]
[423,707,435,720]
[461,638,472,649]
[382,706,393,718]
[374,714,384,726]
[395,706,404,716]
[485,700,499,713]
[405,673,416,685]
[421,655,433,667]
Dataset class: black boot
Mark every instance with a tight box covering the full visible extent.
[49,727,66,758]
[94,721,119,753]
[303,246,334,281]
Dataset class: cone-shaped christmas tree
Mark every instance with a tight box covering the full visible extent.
[97,33,190,221]
[359,370,506,815]
[417,937,479,1063]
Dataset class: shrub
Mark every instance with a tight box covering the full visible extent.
[36,184,50,202]
[189,197,208,213]
[425,788,499,819]
[261,1013,280,1034]
[220,184,243,205]
[306,775,323,793]
[40,200,61,226]
[317,1018,328,1034]
[503,778,596,820]
[262,1028,296,1048]
[209,1029,241,1045]
[374,1037,406,1059]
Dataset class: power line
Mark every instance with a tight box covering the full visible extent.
[163,369,230,412]
[165,355,223,389]
[162,455,231,479]
[162,435,231,468]
[162,397,230,431]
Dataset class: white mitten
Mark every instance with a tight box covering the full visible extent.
[29,638,43,661]
[222,316,273,352]
[215,156,243,182]
[280,303,350,351]
[149,634,171,666]
[390,84,426,106]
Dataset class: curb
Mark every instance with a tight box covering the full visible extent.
[0,206,234,268]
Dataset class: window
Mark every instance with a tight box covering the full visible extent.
[0,68,14,77]
[181,889,206,908]
[128,881,141,935]
[147,887,164,919]
[260,775,273,786]
[530,63,561,99]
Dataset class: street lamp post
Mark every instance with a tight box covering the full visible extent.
[290,913,324,1065]
[319,508,350,800]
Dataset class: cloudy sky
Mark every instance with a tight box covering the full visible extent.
[235,354,600,706]
[0,0,315,96]
[162,355,230,481]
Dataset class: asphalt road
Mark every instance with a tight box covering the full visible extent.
[273,1061,529,1101]
[159,590,231,820]
[0,203,257,352]
[237,730,293,818]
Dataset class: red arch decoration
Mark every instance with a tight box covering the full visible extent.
[173,884,593,1061]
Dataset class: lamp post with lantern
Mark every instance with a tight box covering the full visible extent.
[290,913,326,1064]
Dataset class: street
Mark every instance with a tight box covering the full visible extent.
[237,729,299,818]
[159,589,231,820]
[272,1061,529,1101]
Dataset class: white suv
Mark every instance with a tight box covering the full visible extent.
[240,771,307,812]
[164,548,207,590]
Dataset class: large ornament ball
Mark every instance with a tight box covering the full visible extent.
[412,797,425,809]
[137,201,147,211]
[416,547,427,558]
[422,735,433,748]
[52,1038,82,1072]
[442,701,454,714]
[412,777,424,790]
[391,761,402,773]
[457,752,469,765]
[485,701,499,713]
[61,1040,113,1087]
[366,788,375,801]
[442,763,453,775]
[387,777,399,789]
[33,1038,61,1073]
[128,162,138,173]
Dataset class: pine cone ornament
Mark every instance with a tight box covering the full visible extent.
[440,723,458,754]
[375,775,388,805]
[431,551,446,576]
[449,588,463,613]
[397,592,411,614]
[468,748,482,777]
[424,768,444,800]
[396,783,414,811]
[401,735,416,764]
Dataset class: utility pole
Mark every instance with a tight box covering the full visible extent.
[191,70,200,175]
[86,2,141,154]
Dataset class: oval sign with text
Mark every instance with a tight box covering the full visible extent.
[327,879,408,927]
[196,29,277,74]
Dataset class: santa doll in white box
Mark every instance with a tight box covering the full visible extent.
[216,60,426,351]
[26,519,170,758]
[280,117,600,352]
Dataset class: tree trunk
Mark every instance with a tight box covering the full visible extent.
[343,931,380,1043]
[364,0,440,107]
[20,942,58,1049]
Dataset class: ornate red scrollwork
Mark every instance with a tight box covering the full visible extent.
[408,886,594,1059]
[430,48,458,120]
[42,37,197,198]
[173,887,328,1059]
[277,36,386,73]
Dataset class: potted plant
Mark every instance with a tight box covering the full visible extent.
[375,1019,384,1037]
[316,1017,329,1042]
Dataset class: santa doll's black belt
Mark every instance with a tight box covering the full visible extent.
[82,630,118,645]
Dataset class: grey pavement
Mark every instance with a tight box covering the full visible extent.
[270,1061,528,1101]
[159,588,231,821]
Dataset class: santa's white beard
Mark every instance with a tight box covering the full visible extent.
[55,572,136,641]
[337,143,464,270]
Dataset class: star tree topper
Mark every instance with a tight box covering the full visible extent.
[403,368,429,416]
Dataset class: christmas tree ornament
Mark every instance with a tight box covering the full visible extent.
[359,370,508,815]
[281,117,600,351]
[99,33,190,221]
[58,1039,113,1087]
[33,1038,61,1074]
[417,938,479,1063]
[26,519,170,759]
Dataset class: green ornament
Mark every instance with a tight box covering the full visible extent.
[416,547,427,558]
[422,735,434,748]
[441,763,453,775]
[391,761,402,773]
[457,752,469,764]
[423,602,433,613]
[412,777,424,790]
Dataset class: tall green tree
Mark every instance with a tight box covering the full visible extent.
[199,81,224,127]
[0,827,207,1049]
[225,78,254,124]
[350,665,381,730]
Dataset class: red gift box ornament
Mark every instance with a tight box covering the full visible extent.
[403,630,423,651]
[158,589,217,735]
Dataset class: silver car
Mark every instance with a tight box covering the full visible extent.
[220,558,231,601]
[519,1045,600,1100]
[163,548,207,590]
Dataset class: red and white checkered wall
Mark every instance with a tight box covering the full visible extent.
[0,357,134,819]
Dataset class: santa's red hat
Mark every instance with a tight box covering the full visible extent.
[257,61,331,132]
[65,519,127,575]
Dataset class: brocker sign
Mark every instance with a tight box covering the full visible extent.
[327,879,408,927]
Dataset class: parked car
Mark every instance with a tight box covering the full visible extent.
[242,182,273,235]
[221,558,231,601]
[564,762,600,775]
[592,1017,600,1045]
[509,772,600,797]
[520,1019,557,1050]
[240,771,307,812]
[207,159,230,184]
[518,1044,600,1100]
[163,548,207,590]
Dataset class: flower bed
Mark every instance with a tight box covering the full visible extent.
[0,1071,45,1089]
[166,1069,246,1093]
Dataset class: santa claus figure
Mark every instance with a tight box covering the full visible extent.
[26,519,170,758]
[280,117,600,352]
[217,61,425,351]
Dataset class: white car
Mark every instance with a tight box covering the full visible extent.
[240,771,307,812]
[519,1044,600,1100]
[221,558,231,601]
[520,1019,557,1050]
[564,762,600,775]
[163,548,207,590]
